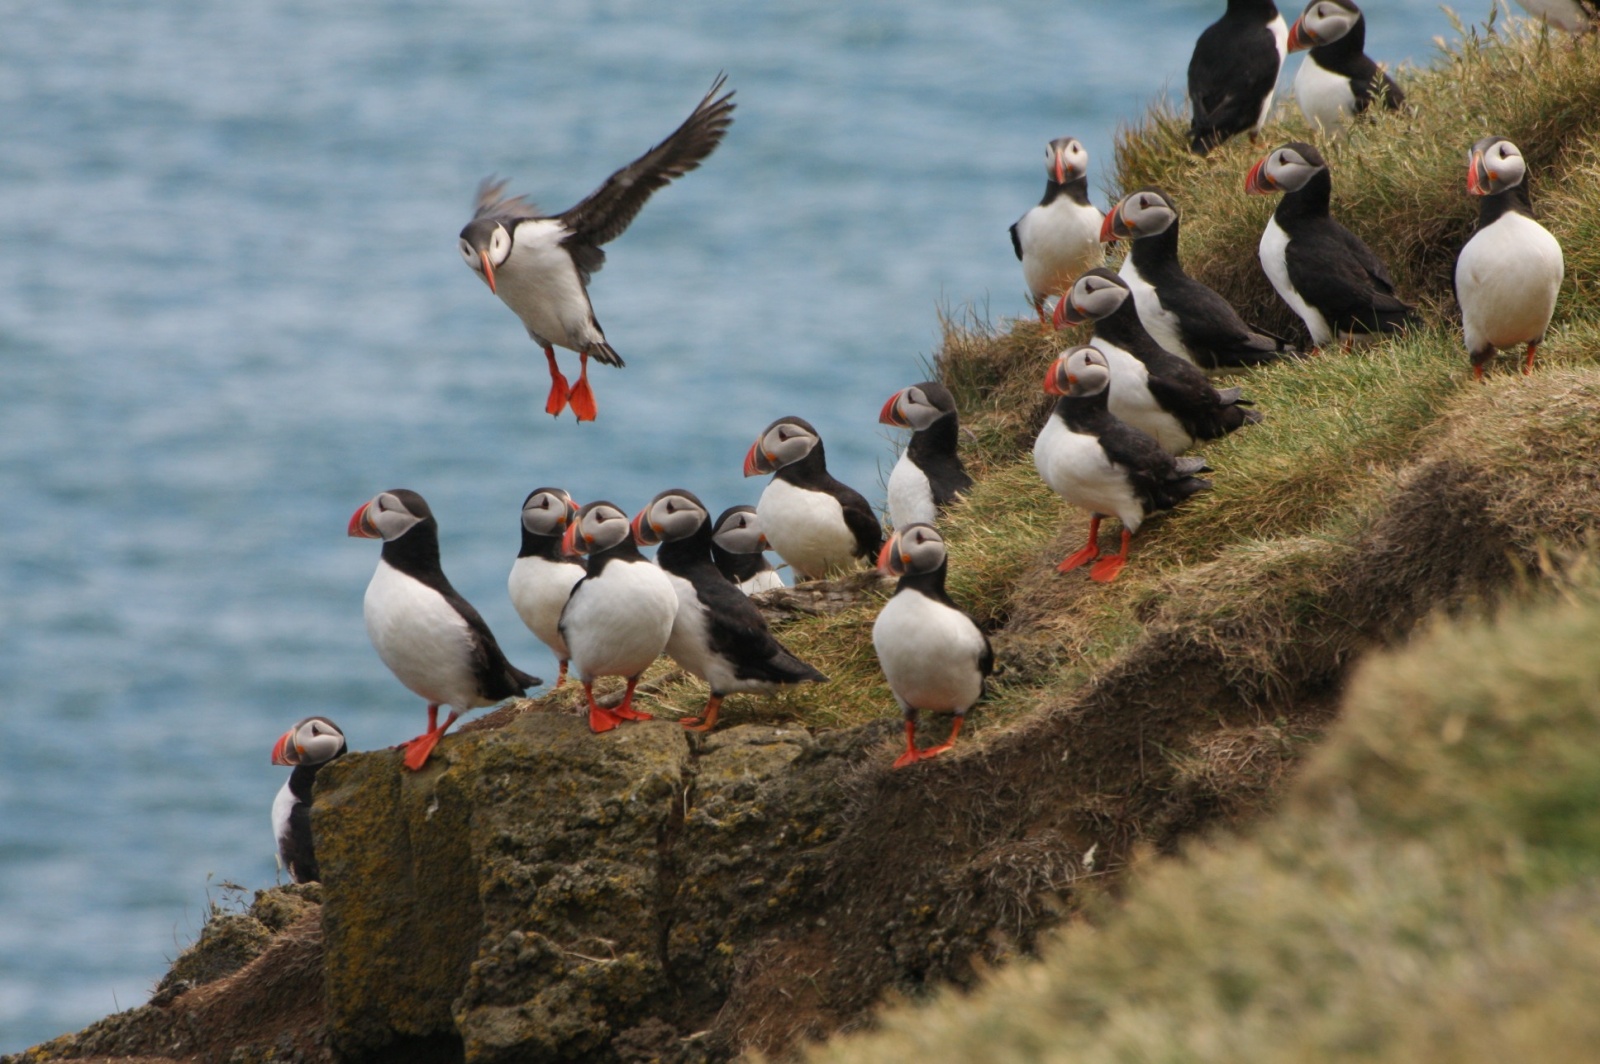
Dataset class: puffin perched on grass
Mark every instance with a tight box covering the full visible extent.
[270,716,347,884]
[1287,0,1405,137]
[1033,347,1213,583]
[1009,136,1105,322]
[1187,0,1289,155]
[873,523,993,769]
[744,416,883,580]
[1455,136,1564,379]
[710,506,786,595]
[879,381,973,530]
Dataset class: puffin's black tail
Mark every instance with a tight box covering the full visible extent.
[510,665,543,692]
[586,340,625,368]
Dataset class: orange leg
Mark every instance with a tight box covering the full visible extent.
[568,351,598,422]
[612,676,653,721]
[1035,299,1051,326]
[399,703,460,771]
[543,345,571,417]
[586,682,622,733]
[681,694,723,732]
[1058,516,1101,572]
[916,715,965,760]
[555,660,568,688]
[1089,528,1132,583]
[892,717,923,770]
[1524,341,1540,375]
[1473,363,1486,382]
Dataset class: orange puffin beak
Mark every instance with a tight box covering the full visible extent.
[561,521,585,557]
[479,250,497,294]
[1099,207,1120,244]
[1043,362,1069,397]
[271,728,298,766]
[1286,17,1313,51]
[743,440,775,477]
[347,501,379,538]
[1054,150,1067,185]
[630,508,660,546]
[1052,296,1088,329]
[1244,156,1276,195]
[876,533,907,576]
[878,390,910,427]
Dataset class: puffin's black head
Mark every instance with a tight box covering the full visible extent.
[879,381,957,431]
[271,716,348,767]
[631,489,711,546]
[1043,345,1112,399]
[1467,136,1527,196]
[743,416,822,476]
[1102,186,1178,243]
[1053,268,1132,328]
[1044,136,1089,185]
[1245,142,1327,195]
[876,523,948,577]
[348,489,433,542]
[563,501,635,556]
[521,487,580,537]
[711,505,770,555]
[458,218,511,294]
[1287,0,1363,50]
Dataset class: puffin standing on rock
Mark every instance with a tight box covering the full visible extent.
[271,716,347,884]
[1246,141,1417,349]
[634,490,827,732]
[349,490,542,770]
[744,416,884,581]
[508,488,586,688]
[879,381,973,530]
[459,75,735,422]
[872,524,993,769]
[1055,269,1262,454]
[1455,136,1564,380]
[1287,0,1405,136]
[710,506,786,595]
[559,501,678,733]
[1105,187,1295,370]
[1009,136,1105,322]
[1187,0,1289,155]
[1034,347,1213,583]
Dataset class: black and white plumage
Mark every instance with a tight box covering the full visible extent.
[1034,347,1213,583]
[508,488,586,688]
[743,416,884,581]
[348,490,541,770]
[634,490,827,732]
[1188,0,1289,155]
[459,75,735,422]
[1287,0,1405,137]
[1055,269,1262,454]
[1106,187,1295,370]
[873,524,993,769]
[1455,136,1564,379]
[271,716,347,884]
[879,382,973,529]
[558,501,678,733]
[1513,0,1597,33]
[1009,137,1105,321]
[1246,141,1418,348]
[710,506,786,595]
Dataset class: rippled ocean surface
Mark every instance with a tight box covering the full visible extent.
[0,0,1464,1047]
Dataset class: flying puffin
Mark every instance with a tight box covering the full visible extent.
[1188,0,1289,155]
[1287,0,1405,137]
[1009,136,1105,322]
[558,500,679,733]
[879,381,973,530]
[270,716,347,884]
[743,416,884,580]
[348,490,541,770]
[508,488,586,687]
[1513,0,1596,33]
[634,490,827,731]
[1455,136,1564,379]
[710,506,786,595]
[1055,269,1262,454]
[459,75,735,422]
[1104,187,1295,370]
[872,523,993,769]
[1246,141,1417,348]
[1034,347,1213,582]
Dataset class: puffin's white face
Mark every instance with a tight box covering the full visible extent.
[459,222,512,270]
[744,418,820,476]
[1468,137,1527,196]
[711,507,769,554]
[521,488,578,537]
[634,491,709,546]
[348,490,427,542]
[1044,345,1111,398]
[1047,136,1088,184]
[272,716,347,767]
[1246,144,1325,195]
[568,502,632,555]
[1067,272,1131,321]
[1290,0,1360,49]
[880,384,952,432]
[878,523,947,577]
[1110,190,1178,240]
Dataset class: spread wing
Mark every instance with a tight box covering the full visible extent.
[471,177,542,224]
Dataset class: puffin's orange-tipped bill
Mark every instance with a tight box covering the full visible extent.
[347,501,379,538]
[561,521,584,557]
[1286,18,1311,51]
[479,250,497,294]
[878,390,909,427]
[742,440,774,477]
[1043,360,1068,396]
[1054,152,1066,185]
[1052,296,1088,329]
[1244,157,1274,195]
[1467,151,1492,196]
[876,533,906,576]
[630,508,659,546]
[271,729,297,766]
[1099,207,1120,244]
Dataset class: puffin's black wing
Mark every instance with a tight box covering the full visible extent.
[694,571,827,686]
[282,796,319,883]
[1008,220,1024,262]
[471,177,542,223]
[557,74,736,249]
[1167,278,1293,367]
[835,484,885,562]
[448,591,541,700]
[1347,55,1406,114]
[1285,220,1415,334]
[1187,18,1281,153]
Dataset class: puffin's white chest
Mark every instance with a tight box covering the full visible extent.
[887,451,937,530]
[1256,15,1290,131]
[1092,338,1193,454]
[1456,211,1564,353]
[1259,216,1333,346]
[873,590,987,714]
[271,780,296,863]
[1294,56,1357,135]
[496,218,604,352]
[1015,198,1106,301]
[1120,258,1194,365]
[363,561,483,708]
[759,478,861,580]
[738,569,787,596]
[559,558,677,682]
[1033,414,1148,531]
[661,570,723,688]
[508,554,586,660]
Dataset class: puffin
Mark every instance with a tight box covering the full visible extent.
[1033,347,1213,583]
[1009,136,1105,322]
[1054,268,1262,454]
[634,490,827,731]
[1246,141,1418,348]
[507,487,586,687]
[710,506,787,595]
[1105,187,1295,370]
[1287,0,1405,137]
[459,75,735,422]
[348,490,541,770]
[270,716,348,884]
[879,381,973,529]
[872,523,993,769]
[1513,0,1596,33]
[1188,0,1289,155]
[558,500,679,733]
[743,416,884,580]
[1454,136,1564,379]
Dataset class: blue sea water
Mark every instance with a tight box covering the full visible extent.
[0,0,1464,1048]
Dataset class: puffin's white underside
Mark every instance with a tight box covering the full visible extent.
[559,558,677,682]
[737,569,787,595]
[887,451,938,530]
[1456,211,1564,355]
[759,478,861,580]
[1119,258,1198,366]
[364,560,488,710]
[1090,337,1194,455]
[873,590,987,715]
[1015,198,1106,304]
[508,554,586,661]
[1259,216,1335,347]
[271,781,295,870]
[1034,414,1148,532]
[496,218,606,353]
